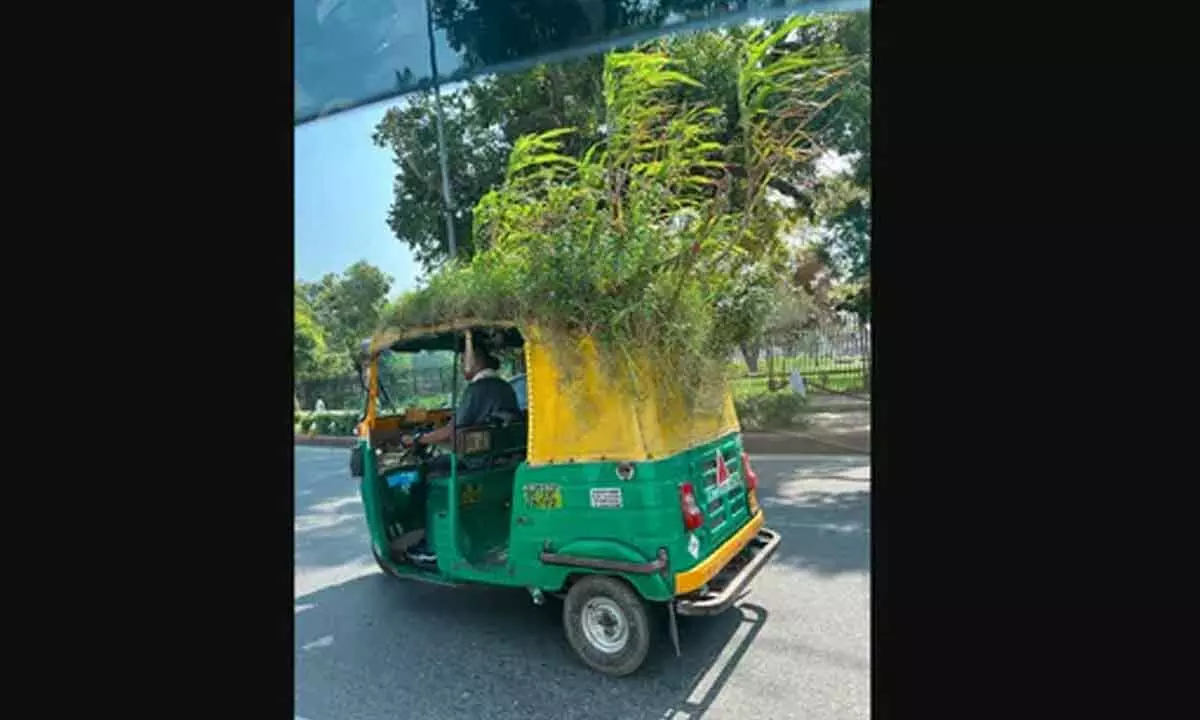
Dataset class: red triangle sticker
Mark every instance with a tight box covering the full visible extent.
[715,451,730,486]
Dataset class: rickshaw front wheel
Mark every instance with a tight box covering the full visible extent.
[563,575,651,676]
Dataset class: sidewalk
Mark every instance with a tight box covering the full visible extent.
[801,392,870,413]
[753,409,869,454]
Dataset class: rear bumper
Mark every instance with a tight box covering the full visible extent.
[674,527,781,616]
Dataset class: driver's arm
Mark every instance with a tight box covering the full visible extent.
[410,384,482,447]
[415,421,454,446]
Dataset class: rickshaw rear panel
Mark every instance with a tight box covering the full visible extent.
[504,430,763,600]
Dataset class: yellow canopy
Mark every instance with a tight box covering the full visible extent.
[525,330,739,465]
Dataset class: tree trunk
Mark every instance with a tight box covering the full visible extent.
[740,341,761,373]
[766,344,784,391]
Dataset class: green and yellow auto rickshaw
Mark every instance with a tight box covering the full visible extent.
[352,320,780,676]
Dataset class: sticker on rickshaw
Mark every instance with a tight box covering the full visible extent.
[461,483,483,505]
[463,430,491,454]
[524,483,563,510]
[589,488,622,509]
[687,533,700,559]
[386,471,419,489]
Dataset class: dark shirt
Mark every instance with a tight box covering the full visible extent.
[456,375,520,427]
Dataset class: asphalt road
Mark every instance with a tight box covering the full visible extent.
[295,447,870,720]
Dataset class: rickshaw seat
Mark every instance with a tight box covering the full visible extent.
[454,420,528,467]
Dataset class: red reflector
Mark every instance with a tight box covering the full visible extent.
[680,482,704,531]
[741,452,758,491]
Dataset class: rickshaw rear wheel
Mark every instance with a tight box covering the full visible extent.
[563,575,651,676]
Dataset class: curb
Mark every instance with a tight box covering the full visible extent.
[294,432,868,456]
[295,435,357,448]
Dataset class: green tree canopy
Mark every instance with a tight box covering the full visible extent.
[295,261,393,375]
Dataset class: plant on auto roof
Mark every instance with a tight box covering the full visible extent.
[382,16,848,412]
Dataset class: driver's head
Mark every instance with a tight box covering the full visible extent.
[463,348,500,380]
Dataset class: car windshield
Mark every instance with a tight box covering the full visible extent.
[296,0,872,699]
[295,0,868,125]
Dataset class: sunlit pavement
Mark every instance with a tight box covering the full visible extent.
[295,447,869,720]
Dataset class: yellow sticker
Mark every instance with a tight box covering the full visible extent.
[461,484,483,506]
[524,483,563,510]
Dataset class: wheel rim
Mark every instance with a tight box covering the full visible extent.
[580,597,629,654]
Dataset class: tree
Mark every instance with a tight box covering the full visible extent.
[799,11,870,322]
[372,91,507,272]
[372,56,605,273]
[296,261,394,368]
[294,303,325,381]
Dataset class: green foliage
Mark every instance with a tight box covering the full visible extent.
[384,17,843,410]
[734,391,809,431]
[294,261,393,381]
[372,90,510,272]
[801,11,870,321]
[765,275,818,343]
[374,13,868,279]
[295,411,360,436]
[294,303,328,380]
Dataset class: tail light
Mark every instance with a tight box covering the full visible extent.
[680,482,704,531]
[739,453,758,492]
[741,452,758,491]
[741,452,760,514]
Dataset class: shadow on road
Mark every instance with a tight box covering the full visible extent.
[751,457,870,576]
[296,574,768,720]
[295,447,371,573]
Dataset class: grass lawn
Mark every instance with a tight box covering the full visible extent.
[731,367,868,396]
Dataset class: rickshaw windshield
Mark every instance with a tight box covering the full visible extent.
[373,349,457,415]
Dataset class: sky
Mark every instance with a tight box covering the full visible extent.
[294,101,419,297]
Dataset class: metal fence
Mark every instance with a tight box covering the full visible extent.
[748,316,871,395]
[295,365,458,412]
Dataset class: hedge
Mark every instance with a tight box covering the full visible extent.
[295,410,359,437]
[733,392,808,432]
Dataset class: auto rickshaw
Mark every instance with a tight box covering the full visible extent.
[351,320,781,676]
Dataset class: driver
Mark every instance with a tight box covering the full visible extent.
[399,338,519,565]
[400,348,519,449]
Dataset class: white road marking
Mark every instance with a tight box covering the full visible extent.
[301,635,334,651]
